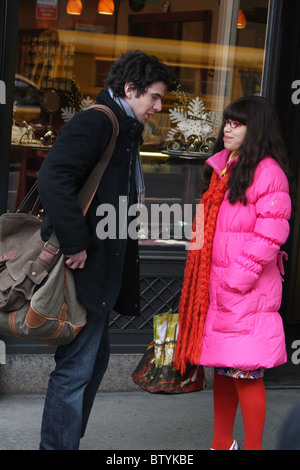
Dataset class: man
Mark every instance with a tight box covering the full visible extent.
[37,50,174,450]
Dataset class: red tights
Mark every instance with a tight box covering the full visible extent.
[211,372,266,450]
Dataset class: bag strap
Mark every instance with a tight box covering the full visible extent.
[77,105,119,214]
[16,179,40,214]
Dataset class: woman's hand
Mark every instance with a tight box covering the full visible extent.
[65,250,87,269]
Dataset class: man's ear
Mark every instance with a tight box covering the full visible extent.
[124,82,136,99]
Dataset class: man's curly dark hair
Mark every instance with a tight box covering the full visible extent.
[105,50,175,97]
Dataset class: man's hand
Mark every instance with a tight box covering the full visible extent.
[65,250,87,269]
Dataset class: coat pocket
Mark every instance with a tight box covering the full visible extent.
[213,286,259,335]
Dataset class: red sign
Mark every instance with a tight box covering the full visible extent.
[36,0,58,20]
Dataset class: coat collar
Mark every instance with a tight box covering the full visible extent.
[96,90,144,130]
[206,149,239,177]
[96,89,144,141]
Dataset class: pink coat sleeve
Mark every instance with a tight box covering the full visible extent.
[223,162,292,293]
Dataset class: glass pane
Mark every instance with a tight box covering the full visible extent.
[9,0,270,249]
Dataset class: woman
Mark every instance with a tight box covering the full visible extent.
[174,96,294,450]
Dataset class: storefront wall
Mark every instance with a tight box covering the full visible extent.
[0,0,299,355]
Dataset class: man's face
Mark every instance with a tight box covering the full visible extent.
[123,81,166,124]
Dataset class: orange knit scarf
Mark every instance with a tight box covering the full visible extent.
[174,170,230,374]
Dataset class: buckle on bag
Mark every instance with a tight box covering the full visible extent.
[44,241,60,255]
[38,242,60,264]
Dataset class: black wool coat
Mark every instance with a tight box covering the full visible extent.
[37,90,144,315]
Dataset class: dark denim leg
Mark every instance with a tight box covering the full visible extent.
[81,316,110,438]
[39,307,109,450]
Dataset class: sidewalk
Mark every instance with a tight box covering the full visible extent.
[0,388,299,450]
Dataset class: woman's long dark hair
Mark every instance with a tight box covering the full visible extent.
[203,95,295,209]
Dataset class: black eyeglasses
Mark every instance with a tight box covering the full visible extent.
[224,119,243,129]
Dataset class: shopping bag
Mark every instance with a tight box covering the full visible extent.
[132,309,205,393]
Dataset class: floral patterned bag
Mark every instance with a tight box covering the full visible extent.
[131,309,205,394]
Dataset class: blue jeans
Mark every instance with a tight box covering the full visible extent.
[39,307,110,450]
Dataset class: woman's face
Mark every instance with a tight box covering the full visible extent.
[223,119,247,153]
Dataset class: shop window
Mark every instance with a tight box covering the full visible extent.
[94,60,114,88]
[8,0,270,241]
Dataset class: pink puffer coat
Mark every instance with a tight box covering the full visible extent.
[198,149,291,370]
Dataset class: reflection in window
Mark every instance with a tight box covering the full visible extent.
[9,0,270,237]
